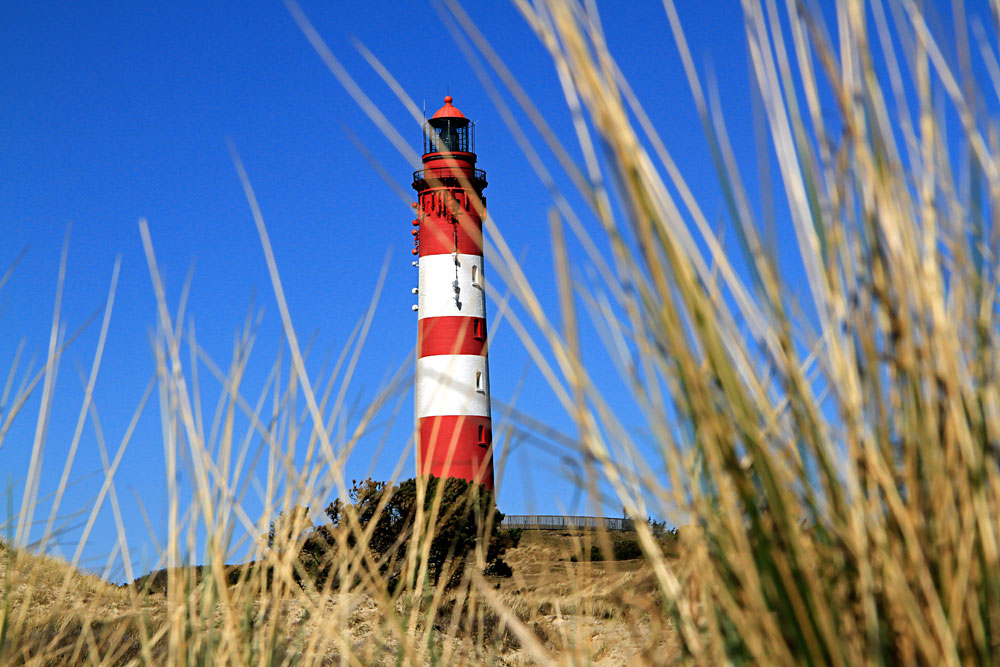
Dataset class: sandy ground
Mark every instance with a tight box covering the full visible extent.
[492,530,678,664]
[1,532,677,664]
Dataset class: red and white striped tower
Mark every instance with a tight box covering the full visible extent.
[410,95,494,491]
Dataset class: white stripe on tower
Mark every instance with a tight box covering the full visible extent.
[417,253,486,319]
[416,355,490,418]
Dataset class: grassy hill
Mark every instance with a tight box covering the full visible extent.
[1,530,675,665]
[489,530,677,662]
[0,539,161,664]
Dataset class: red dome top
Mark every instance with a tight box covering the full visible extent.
[431,95,466,120]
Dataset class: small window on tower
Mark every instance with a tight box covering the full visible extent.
[475,371,484,392]
[477,425,488,448]
[471,264,480,286]
[472,319,485,341]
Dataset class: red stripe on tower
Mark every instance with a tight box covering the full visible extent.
[418,317,487,357]
[411,96,494,491]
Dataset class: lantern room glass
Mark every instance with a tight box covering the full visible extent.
[424,118,475,154]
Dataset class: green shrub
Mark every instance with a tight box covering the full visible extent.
[611,541,642,561]
[570,540,642,562]
[272,476,511,589]
[483,558,513,578]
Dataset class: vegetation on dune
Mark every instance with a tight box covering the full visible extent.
[5,0,1000,663]
[271,476,516,590]
[2,526,664,664]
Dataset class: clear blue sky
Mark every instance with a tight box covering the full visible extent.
[0,0,972,580]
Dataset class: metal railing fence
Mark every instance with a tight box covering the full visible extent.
[500,515,635,531]
[412,167,487,184]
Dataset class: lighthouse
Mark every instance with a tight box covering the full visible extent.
[410,96,494,491]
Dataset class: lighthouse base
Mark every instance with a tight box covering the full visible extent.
[418,415,494,491]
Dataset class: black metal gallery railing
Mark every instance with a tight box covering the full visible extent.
[412,167,487,188]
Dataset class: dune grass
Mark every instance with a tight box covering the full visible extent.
[4,0,1000,663]
[475,0,1000,663]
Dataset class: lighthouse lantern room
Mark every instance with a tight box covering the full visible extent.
[410,96,494,491]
